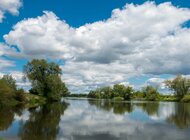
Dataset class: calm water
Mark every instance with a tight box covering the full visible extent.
[0,99,190,140]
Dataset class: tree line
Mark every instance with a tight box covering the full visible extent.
[87,75,190,102]
[1,59,190,107]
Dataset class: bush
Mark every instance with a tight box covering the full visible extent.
[146,93,158,101]
[181,95,190,102]
[24,59,69,101]
[15,89,27,102]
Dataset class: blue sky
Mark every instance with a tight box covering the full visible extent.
[0,0,190,93]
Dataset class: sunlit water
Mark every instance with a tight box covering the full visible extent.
[0,98,190,140]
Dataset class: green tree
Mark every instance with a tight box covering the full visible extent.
[165,75,190,98]
[113,84,133,100]
[0,75,17,105]
[99,86,113,99]
[142,85,159,101]
[1,75,16,91]
[24,59,69,101]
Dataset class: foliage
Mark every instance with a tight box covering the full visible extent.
[181,94,190,102]
[88,84,133,100]
[158,95,179,102]
[113,84,133,100]
[142,86,159,101]
[1,75,17,91]
[0,75,26,106]
[24,59,69,101]
[165,75,190,98]
[25,93,46,108]
[15,89,27,102]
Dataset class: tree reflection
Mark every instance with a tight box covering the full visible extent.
[88,100,161,116]
[19,102,69,140]
[135,102,159,115]
[88,100,134,115]
[0,105,24,131]
[113,103,133,114]
[167,103,190,129]
[88,100,113,112]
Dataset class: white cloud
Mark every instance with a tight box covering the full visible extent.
[0,43,16,70]
[146,77,165,88]
[61,61,136,93]
[3,2,190,92]
[0,0,22,22]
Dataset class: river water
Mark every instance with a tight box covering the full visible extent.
[0,99,190,140]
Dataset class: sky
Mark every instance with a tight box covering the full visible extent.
[0,0,190,93]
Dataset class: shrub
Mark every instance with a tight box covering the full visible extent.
[181,95,190,102]
[15,89,27,102]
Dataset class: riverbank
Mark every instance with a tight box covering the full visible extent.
[0,93,46,109]
[66,94,190,103]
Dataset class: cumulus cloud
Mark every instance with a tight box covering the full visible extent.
[0,43,15,70]
[61,61,136,93]
[146,77,165,88]
[3,2,190,92]
[0,0,22,22]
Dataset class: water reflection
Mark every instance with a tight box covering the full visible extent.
[88,99,190,129]
[0,99,190,140]
[18,102,69,140]
[59,99,190,140]
[88,100,159,115]
[135,102,159,116]
[167,103,190,129]
[88,100,134,114]
[0,105,24,131]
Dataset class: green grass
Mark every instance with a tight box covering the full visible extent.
[25,94,46,108]
[158,95,179,102]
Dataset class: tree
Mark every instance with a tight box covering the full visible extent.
[113,84,133,100]
[24,59,69,101]
[142,85,159,101]
[99,86,113,99]
[87,84,134,100]
[165,75,190,98]
[0,75,17,104]
[1,75,17,91]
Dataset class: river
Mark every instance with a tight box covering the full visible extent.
[0,99,190,140]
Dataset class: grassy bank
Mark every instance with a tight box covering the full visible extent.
[24,94,46,108]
